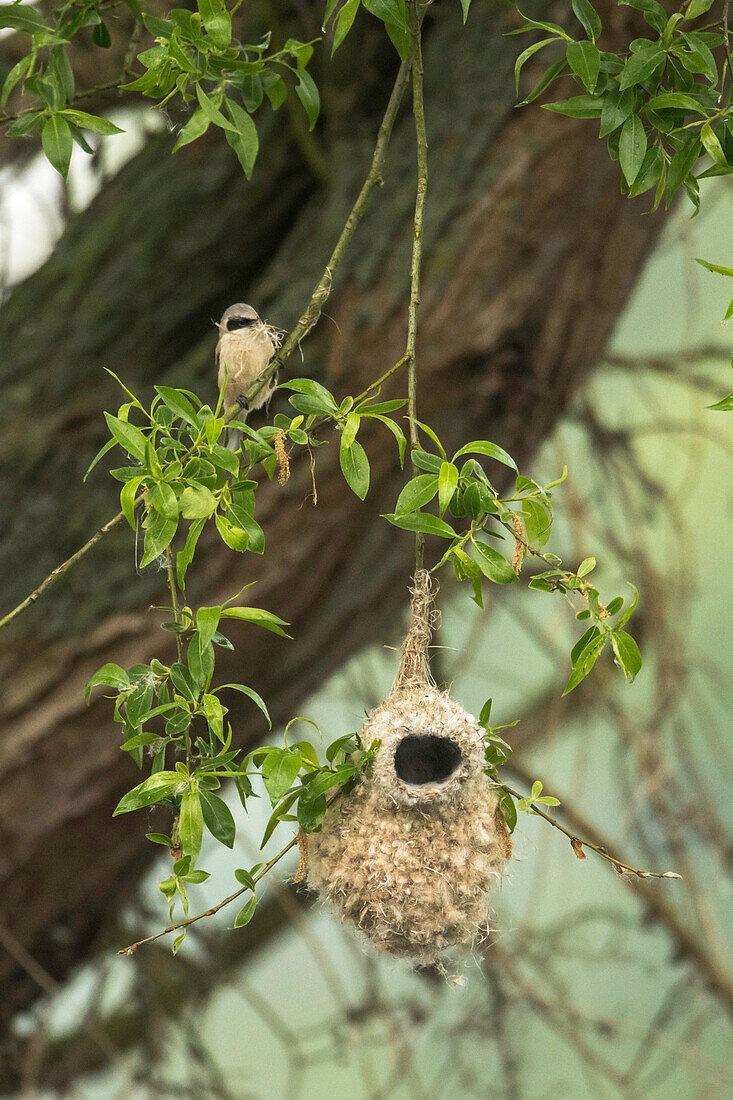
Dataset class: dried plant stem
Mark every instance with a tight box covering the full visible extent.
[406,0,428,573]
[502,780,681,880]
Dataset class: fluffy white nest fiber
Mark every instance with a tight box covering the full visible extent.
[306,573,512,962]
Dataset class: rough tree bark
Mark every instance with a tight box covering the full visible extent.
[0,0,663,1052]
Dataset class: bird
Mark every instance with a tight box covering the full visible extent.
[216,303,281,450]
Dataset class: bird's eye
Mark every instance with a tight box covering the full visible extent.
[227,315,255,331]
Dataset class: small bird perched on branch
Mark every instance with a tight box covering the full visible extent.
[216,302,281,450]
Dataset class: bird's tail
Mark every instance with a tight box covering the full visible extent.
[224,427,242,452]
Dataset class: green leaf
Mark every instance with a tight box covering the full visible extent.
[180,484,217,519]
[261,749,302,804]
[498,787,518,833]
[382,511,456,538]
[700,123,728,167]
[148,481,179,521]
[225,99,259,179]
[707,393,733,411]
[694,258,733,278]
[562,634,605,695]
[332,0,360,52]
[542,94,603,118]
[611,630,642,682]
[198,0,231,47]
[571,0,602,41]
[217,683,271,727]
[104,412,147,463]
[154,386,198,426]
[146,832,173,846]
[523,499,551,546]
[197,605,222,649]
[479,698,492,728]
[515,38,558,94]
[460,0,471,21]
[281,378,337,410]
[619,114,647,185]
[179,787,204,860]
[531,779,543,800]
[472,540,516,584]
[297,790,328,831]
[452,440,517,469]
[220,606,291,637]
[340,438,370,500]
[140,510,178,567]
[644,91,708,113]
[113,771,181,815]
[196,85,238,132]
[235,867,255,889]
[214,513,249,551]
[395,474,438,514]
[684,0,714,17]
[0,4,50,32]
[566,41,600,93]
[619,0,667,34]
[666,134,701,200]
[41,115,73,180]
[599,88,635,138]
[518,60,566,106]
[119,477,142,529]
[201,692,225,741]
[577,556,596,578]
[60,110,124,135]
[85,662,130,703]
[295,70,320,131]
[177,519,205,590]
[618,45,666,91]
[2,55,32,107]
[200,790,236,847]
[437,462,459,516]
[234,894,257,927]
[173,109,210,152]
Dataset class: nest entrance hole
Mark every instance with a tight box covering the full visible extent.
[393,734,462,786]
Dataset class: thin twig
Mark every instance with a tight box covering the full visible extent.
[243,53,413,408]
[723,0,733,94]
[406,0,428,572]
[502,779,681,879]
[118,833,298,954]
[0,79,125,127]
[0,509,127,631]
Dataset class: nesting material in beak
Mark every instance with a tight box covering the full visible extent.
[306,571,512,962]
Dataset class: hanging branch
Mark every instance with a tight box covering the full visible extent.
[502,776,681,880]
[406,0,429,572]
[118,832,300,955]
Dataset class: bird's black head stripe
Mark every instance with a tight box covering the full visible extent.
[227,315,257,331]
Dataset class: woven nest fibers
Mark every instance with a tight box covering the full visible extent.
[307,687,512,961]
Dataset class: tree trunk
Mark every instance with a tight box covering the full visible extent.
[0,0,662,1043]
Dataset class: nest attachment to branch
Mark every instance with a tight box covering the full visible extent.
[390,568,439,695]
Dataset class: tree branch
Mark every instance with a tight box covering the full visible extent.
[406,0,428,572]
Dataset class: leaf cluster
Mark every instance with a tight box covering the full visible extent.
[514,0,733,211]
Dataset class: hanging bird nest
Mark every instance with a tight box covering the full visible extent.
[306,570,512,962]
